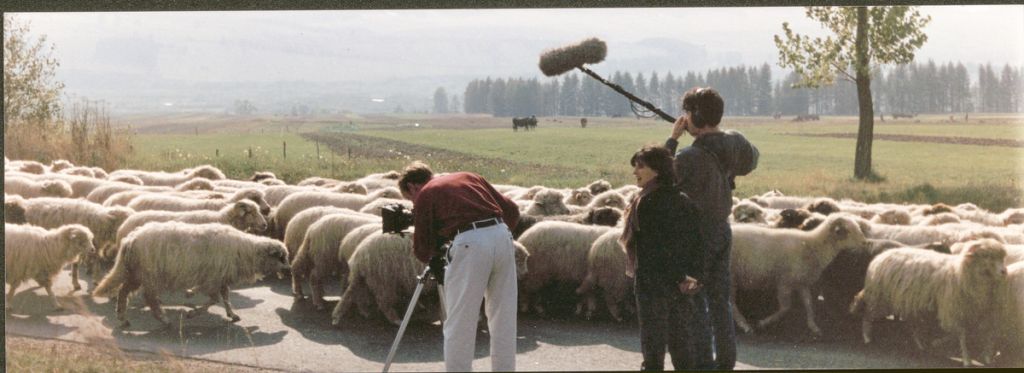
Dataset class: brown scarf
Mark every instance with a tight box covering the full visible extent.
[619,180,660,277]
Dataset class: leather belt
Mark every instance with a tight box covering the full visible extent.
[456,217,503,236]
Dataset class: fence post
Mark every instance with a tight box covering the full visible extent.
[216,149,219,157]
[248,147,252,159]
[283,141,287,159]
[316,140,320,159]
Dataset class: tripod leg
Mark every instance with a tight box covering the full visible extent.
[382,267,431,373]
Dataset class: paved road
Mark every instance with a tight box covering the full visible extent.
[4,269,986,371]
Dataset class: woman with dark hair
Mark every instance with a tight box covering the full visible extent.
[621,144,710,371]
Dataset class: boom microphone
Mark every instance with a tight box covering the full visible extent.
[538,37,607,77]
[538,37,677,123]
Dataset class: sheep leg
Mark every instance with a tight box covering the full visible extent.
[141,290,169,327]
[290,271,305,301]
[757,285,794,331]
[332,274,360,326]
[185,292,220,318]
[959,332,972,368]
[220,285,240,322]
[605,294,624,322]
[6,280,22,311]
[861,316,874,344]
[36,276,62,311]
[797,287,822,337]
[114,280,140,327]
[70,262,82,292]
[581,294,596,320]
[311,271,327,311]
[730,284,754,334]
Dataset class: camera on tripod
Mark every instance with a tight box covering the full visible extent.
[381,203,415,234]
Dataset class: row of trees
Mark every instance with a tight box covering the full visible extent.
[448,61,1022,118]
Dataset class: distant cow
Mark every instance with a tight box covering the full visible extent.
[772,112,782,120]
[580,117,588,128]
[891,113,915,119]
[792,114,820,122]
[513,116,538,132]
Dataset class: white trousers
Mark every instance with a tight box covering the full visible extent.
[443,223,518,372]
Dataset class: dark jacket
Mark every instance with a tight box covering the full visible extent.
[666,130,759,223]
[634,184,707,285]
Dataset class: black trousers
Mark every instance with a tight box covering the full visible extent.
[635,278,711,371]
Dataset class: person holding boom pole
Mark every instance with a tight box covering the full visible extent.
[665,87,759,370]
[399,161,521,372]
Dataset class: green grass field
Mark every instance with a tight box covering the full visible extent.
[124,113,1024,211]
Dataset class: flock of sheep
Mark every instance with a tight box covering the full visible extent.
[4,157,1023,367]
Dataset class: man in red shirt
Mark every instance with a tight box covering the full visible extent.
[399,161,520,372]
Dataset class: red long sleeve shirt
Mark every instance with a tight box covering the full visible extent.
[411,172,520,263]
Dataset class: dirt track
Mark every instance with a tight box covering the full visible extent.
[787,132,1024,147]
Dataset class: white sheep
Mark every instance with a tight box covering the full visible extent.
[262,185,320,207]
[996,262,1024,365]
[270,187,401,238]
[114,199,268,250]
[872,209,912,225]
[574,228,634,322]
[330,230,433,326]
[749,195,816,210]
[290,212,381,310]
[916,212,962,226]
[58,166,96,178]
[851,239,1008,367]
[866,221,1009,247]
[564,188,594,207]
[730,213,870,336]
[174,177,215,191]
[298,176,341,187]
[357,197,412,216]
[14,197,134,290]
[5,223,95,311]
[613,184,641,201]
[86,184,170,205]
[517,221,613,316]
[354,171,401,191]
[587,179,613,195]
[92,222,289,327]
[952,242,1024,265]
[282,206,358,261]
[524,188,572,216]
[101,188,174,206]
[587,190,628,211]
[211,179,267,190]
[4,177,73,199]
[107,174,144,185]
[731,200,768,224]
[48,159,75,172]
[108,165,226,187]
[126,188,270,216]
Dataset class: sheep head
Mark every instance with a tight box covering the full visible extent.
[960,238,1008,284]
[806,198,841,216]
[513,241,529,277]
[587,179,612,195]
[587,207,622,227]
[41,180,73,198]
[822,215,869,252]
[259,241,291,279]
[229,200,269,233]
[776,208,811,229]
[567,188,594,206]
[62,224,96,256]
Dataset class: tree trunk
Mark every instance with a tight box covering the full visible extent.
[853,6,875,180]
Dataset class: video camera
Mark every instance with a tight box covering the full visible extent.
[381,203,415,234]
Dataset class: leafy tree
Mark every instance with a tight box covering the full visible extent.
[433,87,449,114]
[4,16,65,158]
[775,6,930,179]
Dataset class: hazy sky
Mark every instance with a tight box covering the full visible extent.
[13,5,1024,84]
